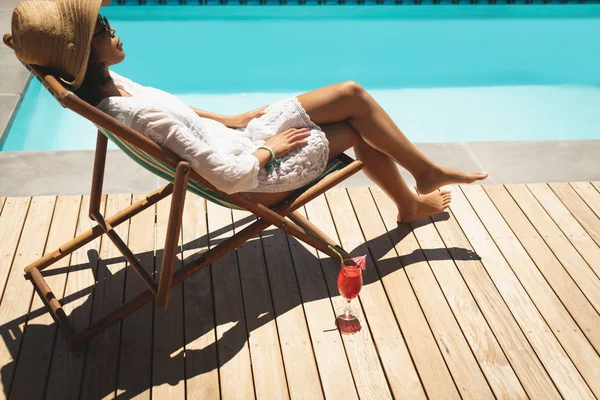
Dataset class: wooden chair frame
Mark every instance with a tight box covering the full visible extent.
[3,34,364,348]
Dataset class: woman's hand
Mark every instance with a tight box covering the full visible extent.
[265,128,311,159]
[252,128,311,169]
[223,105,268,129]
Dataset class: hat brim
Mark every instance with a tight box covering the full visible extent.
[60,0,110,89]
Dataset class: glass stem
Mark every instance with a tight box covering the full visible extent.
[344,299,352,317]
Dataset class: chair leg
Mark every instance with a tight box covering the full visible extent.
[157,162,190,309]
[91,211,158,295]
[89,131,108,219]
[288,211,349,257]
[29,268,76,339]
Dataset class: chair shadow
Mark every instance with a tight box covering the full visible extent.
[0,212,480,400]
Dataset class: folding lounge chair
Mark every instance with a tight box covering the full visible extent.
[3,34,364,348]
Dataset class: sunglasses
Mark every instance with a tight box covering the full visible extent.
[93,15,112,38]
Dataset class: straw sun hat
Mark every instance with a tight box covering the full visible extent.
[10,0,113,89]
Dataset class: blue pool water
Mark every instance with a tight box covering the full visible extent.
[3,5,600,151]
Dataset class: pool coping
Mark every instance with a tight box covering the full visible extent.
[0,139,598,197]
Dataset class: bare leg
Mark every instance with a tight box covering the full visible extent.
[247,122,451,222]
[296,81,487,194]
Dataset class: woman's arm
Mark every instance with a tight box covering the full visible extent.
[131,106,310,194]
[190,105,268,128]
[132,106,261,194]
[189,107,228,125]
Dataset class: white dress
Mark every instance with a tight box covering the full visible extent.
[96,71,330,194]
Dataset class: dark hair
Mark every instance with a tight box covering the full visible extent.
[73,47,113,106]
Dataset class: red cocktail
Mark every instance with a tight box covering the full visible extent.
[336,258,364,335]
[337,263,362,300]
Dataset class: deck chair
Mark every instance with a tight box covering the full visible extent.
[3,34,364,348]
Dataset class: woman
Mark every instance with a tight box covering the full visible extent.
[11,0,486,222]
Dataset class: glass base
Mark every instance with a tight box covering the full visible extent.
[335,305,362,335]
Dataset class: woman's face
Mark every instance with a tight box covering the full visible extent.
[91,15,125,66]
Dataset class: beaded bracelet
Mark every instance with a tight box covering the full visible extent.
[257,145,282,172]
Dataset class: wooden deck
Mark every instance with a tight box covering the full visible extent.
[0,183,599,400]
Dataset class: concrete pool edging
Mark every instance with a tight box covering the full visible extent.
[0,74,32,150]
[0,139,598,197]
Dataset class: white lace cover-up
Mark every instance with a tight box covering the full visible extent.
[96,71,329,194]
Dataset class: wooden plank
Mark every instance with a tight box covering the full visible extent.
[0,198,5,215]
[366,187,525,399]
[571,182,600,220]
[0,198,30,305]
[286,207,358,400]
[206,201,254,399]
[44,196,107,400]
[430,193,560,399]
[152,198,186,399]
[233,209,289,400]
[527,184,600,281]
[351,187,460,399]
[451,185,593,399]
[486,184,600,352]
[182,195,220,400]
[504,184,600,315]
[116,193,155,399]
[592,182,600,193]
[305,192,392,400]
[80,194,133,400]
[6,196,80,400]
[0,197,54,399]
[549,183,600,247]
[260,223,324,400]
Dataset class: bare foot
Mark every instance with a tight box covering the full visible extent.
[416,167,488,195]
[397,191,452,223]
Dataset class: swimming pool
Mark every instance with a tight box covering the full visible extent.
[2,5,600,152]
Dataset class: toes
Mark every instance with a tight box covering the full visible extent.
[442,193,452,207]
